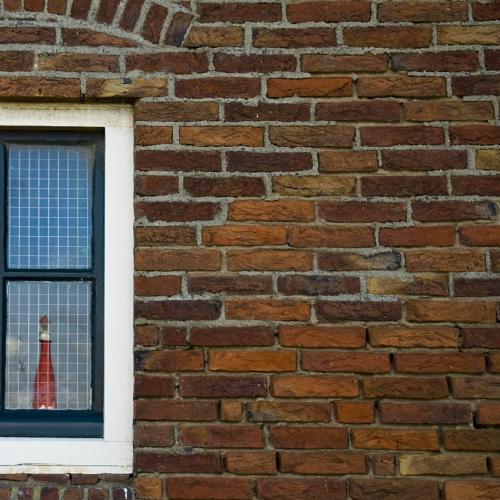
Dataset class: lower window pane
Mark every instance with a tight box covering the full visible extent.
[5,281,92,410]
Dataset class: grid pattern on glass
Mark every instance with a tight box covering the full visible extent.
[7,145,93,270]
[5,281,92,410]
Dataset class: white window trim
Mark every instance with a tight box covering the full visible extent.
[0,104,135,473]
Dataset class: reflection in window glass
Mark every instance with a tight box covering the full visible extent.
[5,281,92,410]
[7,145,93,270]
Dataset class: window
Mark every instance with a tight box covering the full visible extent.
[0,104,134,473]
[0,131,104,438]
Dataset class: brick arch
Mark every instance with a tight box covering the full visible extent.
[3,0,195,46]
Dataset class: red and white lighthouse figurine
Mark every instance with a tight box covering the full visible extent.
[33,315,57,410]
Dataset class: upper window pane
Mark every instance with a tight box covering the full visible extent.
[7,145,93,270]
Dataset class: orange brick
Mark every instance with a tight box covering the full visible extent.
[226,299,311,321]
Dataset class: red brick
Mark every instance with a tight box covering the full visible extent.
[453,76,500,96]
[180,127,263,147]
[453,176,500,196]
[0,27,55,44]
[407,300,496,324]
[198,2,281,22]
[378,0,467,22]
[279,326,366,348]
[126,53,208,73]
[321,201,405,223]
[226,299,310,321]
[180,375,267,398]
[405,250,485,272]
[135,226,196,246]
[256,479,346,500]
[136,202,220,222]
[229,200,315,222]
[71,0,92,19]
[253,28,336,48]
[460,226,500,247]
[95,0,120,23]
[271,375,358,397]
[270,126,354,148]
[142,4,168,43]
[119,0,144,31]
[278,275,359,295]
[289,226,374,248]
[391,51,479,72]
[135,151,220,172]
[136,350,204,372]
[225,452,277,475]
[303,53,387,73]
[247,401,331,422]
[0,51,34,71]
[228,250,312,271]
[135,101,219,122]
[0,77,80,100]
[345,27,432,48]
[135,275,181,297]
[352,479,439,500]
[209,351,296,372]
[405,100,493,122]
[395,352,485,374]
[180,425,264,448]
[190,326,273,346]
[186,178,265,197]
[176,78,260,98]
[455,279,500,297]
[24,0,44,11]
[463,328,500,348]
[362,176,447,196]
[368,275,448,297]
[354,429,440,451]
[270,426,348,449]
[453,377,500,399]
[451,125,500,145]
[317,100,400,122]
[319,251,402,271]
[380,402,471,424]
[268,77,352,98]
[135,325,158,347]
[185,27,244,48]
[166,478,251,500]
[316,301,401,322]
[445,481,500,500]
[361,126,444,147]
[379,226,455,247]
[135,300,221,321]
[485,50,500,70]
[358,76,445,98]
[335,402,375,424]
[188,276,273,296]
[413,201,496,222]
[287,1,370,22]
[135,400,218,421]
[279,452,367,474]
[214,54,296,73]
[225,102,309,122]
[381,150,467,171]
[135,175,176,195]
[445,429,500,451]
[302,351,391,373]
[202,225,286,246]
[370,326,459,348]
[364,377,449,399]
[63,29,138,47]
[136,249,220,271]
[134,423,174,447]
[477,404,500,425]
[227,152,312,173]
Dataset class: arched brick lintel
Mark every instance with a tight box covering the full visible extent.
[2,0,195,47]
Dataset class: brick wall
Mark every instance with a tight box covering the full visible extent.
[0,0,499,498]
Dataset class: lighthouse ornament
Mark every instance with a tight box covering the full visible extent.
[33,315,57,410]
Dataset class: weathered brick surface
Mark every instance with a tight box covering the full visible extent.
[2,0,500,497]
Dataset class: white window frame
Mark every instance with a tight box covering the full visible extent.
[0,104,134,473]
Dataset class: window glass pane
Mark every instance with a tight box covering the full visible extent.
[7,145,93,269]
[5,281,92,410]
